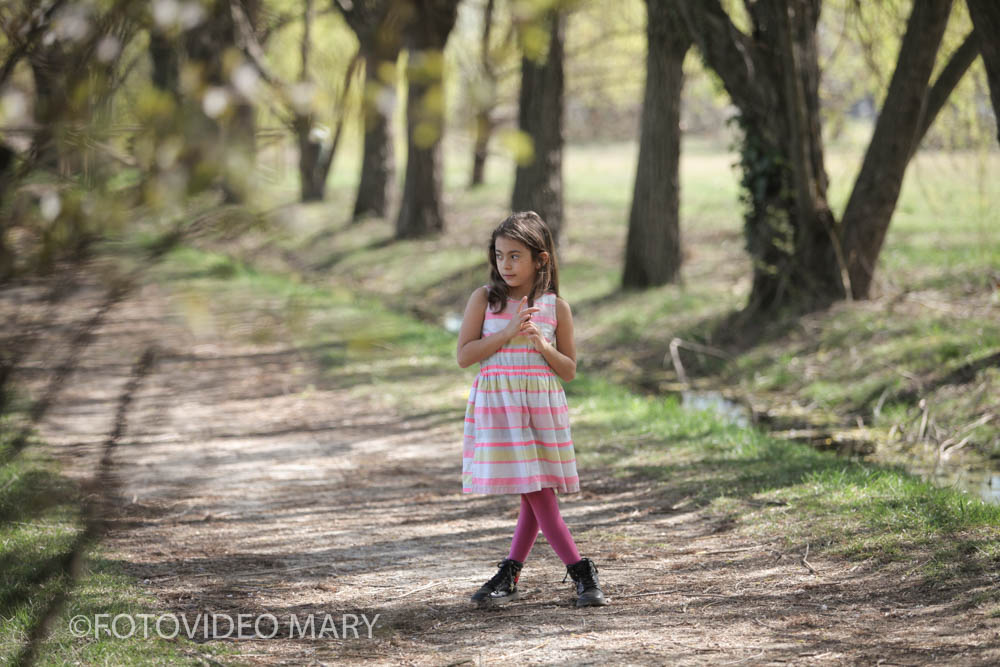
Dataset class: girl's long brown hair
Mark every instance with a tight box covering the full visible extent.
[486,211,560,313]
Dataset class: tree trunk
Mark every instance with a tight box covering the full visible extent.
[0,145,14,282]
[840,0,954,300]
[182,0,258,204]
[395,0,459,239]
[296,0,322,202]
[966,0,1000,144]
[397,52,445,237]
[744,0,844,313]
[622,0,690,289]
[470,111,491,187]
[915,31,980,146]
[337,1,403,220]
[677,0,843,315]
[226,0,261,203]
[296,116,324,201]
[511,10,566,246]
[149,27,179,93]
[469,0,496,188]
[27,51,64,172]
[354,43,396,218]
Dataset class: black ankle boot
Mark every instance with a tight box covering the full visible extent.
[564,557,608,607]
[471,558,524,606]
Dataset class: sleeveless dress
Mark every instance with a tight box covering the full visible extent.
[462,286,580,495]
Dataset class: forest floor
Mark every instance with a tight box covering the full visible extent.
[18,255,1000,666]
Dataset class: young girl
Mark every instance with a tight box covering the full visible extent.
[456,211,607,608]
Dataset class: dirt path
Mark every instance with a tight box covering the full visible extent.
[21,279,1000,665]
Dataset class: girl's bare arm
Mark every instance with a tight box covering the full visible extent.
[457,288,495,368]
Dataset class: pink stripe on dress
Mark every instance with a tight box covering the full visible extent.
[472,439,573,447]
[469,474,579,486]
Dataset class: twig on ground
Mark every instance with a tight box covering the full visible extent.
[492,641,548,662]
[917,399,930,441]
[873,387,890,418]
[952,421,981,442]
[393,580,442,600]
[901,560,928,579]
[700,545,765,555]
[178,648,227,666]
[665,337,732,386]
[800,543,818,576]
[616,589,733,599]
[937,435,971,461]
[721,649,766,665]
[0,472,19,493]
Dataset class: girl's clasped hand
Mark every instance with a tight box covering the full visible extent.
[503,296,547,352]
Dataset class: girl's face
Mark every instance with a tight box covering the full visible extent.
[494,236,544,293]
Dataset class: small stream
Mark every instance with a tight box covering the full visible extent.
[680,390,1000,506]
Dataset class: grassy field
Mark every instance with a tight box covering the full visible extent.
[251,137,1000,471]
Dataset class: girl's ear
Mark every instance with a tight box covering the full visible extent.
[536,251,549,268]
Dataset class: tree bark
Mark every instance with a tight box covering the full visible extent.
[27,51,64,172]
[916,31,979,147]
[225,0,261,202]
[510,10,566,246]
[295,0,330,202]
[0,144,14,282]
[840,0,954,300]
[338,0,405,219]
[395,0,459,239]
[149,27,179,93]
[354,41,397,217]
[470,111,492,188]
[297,122,324,201]
[397,62,444,236]
[622,0,690,288]
[182,0,259,204]
[469,0,496,188]
[966,0,1000,144]
[677,0,843,315]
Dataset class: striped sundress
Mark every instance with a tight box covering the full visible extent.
[462,286,580,495]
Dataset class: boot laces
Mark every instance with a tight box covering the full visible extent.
[563,559,599,588]
[487,559,520,591]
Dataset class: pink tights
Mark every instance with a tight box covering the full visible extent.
[507,487,581,565]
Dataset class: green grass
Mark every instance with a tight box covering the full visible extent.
[150,243,1000,588]
[257,141,1000,460]
[565,373,1000,579]
[0,425,236,664]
